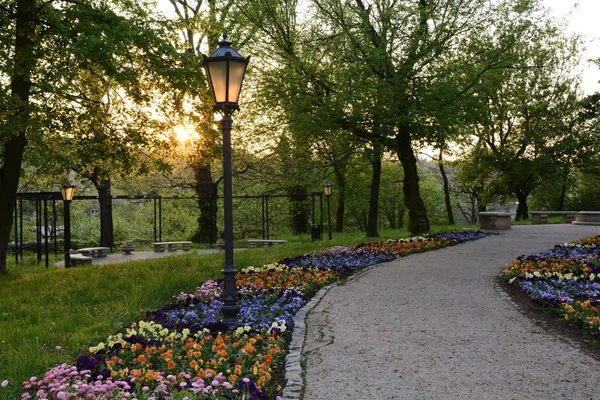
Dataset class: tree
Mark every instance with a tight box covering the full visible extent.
[163,0,258,243]
[240,0,551,234]
[0,0,199,273]
[464,15,584,220]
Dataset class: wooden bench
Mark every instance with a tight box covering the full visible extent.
[75,247,110,258]
[479,212,512,230]
[152,241,192,252]
[572,211,600,226]
[248,239,288,248]
[530,211,577,224]
[69,253,93,266]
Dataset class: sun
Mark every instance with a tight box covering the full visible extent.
[173,124,196,143]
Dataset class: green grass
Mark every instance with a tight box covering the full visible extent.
[0,226,469,398]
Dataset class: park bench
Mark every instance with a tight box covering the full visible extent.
[248,239,288,248]
[572,211,600,226]
[529,211,577,224]
[152,241,192,252]
[479,212,512,230]
[69,253,93,266]
[75,247,110,258]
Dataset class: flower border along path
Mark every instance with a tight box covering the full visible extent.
[502,235,600,338]
[8,231,489,400]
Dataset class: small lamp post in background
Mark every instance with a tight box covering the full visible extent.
[203,32,250,328]
[323,182,332,240]
[60,182,75,268]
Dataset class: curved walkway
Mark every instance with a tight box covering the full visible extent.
[299,225,600,399]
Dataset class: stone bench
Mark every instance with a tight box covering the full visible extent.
[248,239,288,248]
[75,247,110,258]
[69,253,93,266]
[529,211,577,224]
[572,211,600,226]
[479,212,512,230]
[152,241,192,252]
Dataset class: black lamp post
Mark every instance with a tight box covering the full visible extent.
[60,182,75,268]
[203,32,249,328]
[323,182,332,240]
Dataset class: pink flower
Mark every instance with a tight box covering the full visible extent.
[1,380,8,387]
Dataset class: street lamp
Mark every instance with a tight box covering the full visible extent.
[203,32,249,328]
[323,182,332,240]
[60,182,75,268]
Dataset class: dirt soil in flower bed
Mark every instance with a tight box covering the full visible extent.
[497,276,600,360]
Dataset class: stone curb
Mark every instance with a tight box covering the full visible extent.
[281,263,378,400]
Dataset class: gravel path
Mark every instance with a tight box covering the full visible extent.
[301,224,600,400]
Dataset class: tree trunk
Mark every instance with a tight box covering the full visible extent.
[335,191,345,233]
[366,147,382,237]
[558,183,566,211]
[558,171,568,211]
[333,170,345,233]
[192,164,218,243]
[396,129,430,234]
[438,150,455,225]
[0,0,35,274]
[515,191,529,220]
[398,193,405,229]
[96,179,114,248]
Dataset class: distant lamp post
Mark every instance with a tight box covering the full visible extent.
[203,31,250,328]
[323,182,332,240]
[60,182,75,268]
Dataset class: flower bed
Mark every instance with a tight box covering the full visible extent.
[503,235,600,332]
[13,231,489,400]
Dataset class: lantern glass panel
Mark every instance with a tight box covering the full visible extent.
[61,186,75,201]
[207,60,228,103]
[227,60,247,103]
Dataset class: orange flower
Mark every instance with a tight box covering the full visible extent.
[189,360,198,369]
[162,349,173,361]
[130,369,142,378]
[564,304,575,313]
[204,368,217,377]
[137,354,147,365]
[243,343,255,355]
[145,369,160,381]
[167,359,176,370]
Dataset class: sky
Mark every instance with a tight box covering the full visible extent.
[543,0,600,94]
